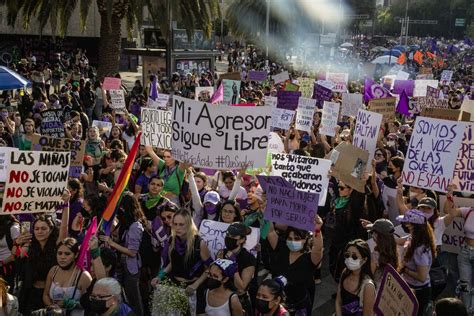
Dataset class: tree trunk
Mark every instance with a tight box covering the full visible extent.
[97,11,122,78]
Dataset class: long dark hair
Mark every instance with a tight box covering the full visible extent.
[284,227,311,253]
[118,192,147,230]
[404,223,436,262]
[374,232,399,271]
[340,239,373,292]
[218,200,242,222]
[68,178,83,203]
[29,215,59,279]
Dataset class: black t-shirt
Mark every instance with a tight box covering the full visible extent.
[219,247,256,276]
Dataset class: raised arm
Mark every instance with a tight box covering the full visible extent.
[145,145,164,165]
[311,215,324,266]
[57,189,71,244]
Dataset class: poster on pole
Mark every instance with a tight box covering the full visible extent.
[270,153,331,206]
[326,72,349,92]
[40,109,65,138]
[1,151,70,214]
[223,80,241,105]
[368,97,396,126]
[140,108,172,149]
[195,87,214,102]
[295,97,316,132]
[272,71,290,84]
[341,93,363,117]
[171,96,271,169]
[452,123,474,193]
[401,117,466,192]
[0,147,18,182]
[353,109,383,172]
[319,101,340,137]
[109,89,126,111]
[413,80,439,97]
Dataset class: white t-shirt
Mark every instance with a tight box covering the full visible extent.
[461,207,474,239]
[219,184,247,201]
[0,223,20,261]
[433,217,447,246]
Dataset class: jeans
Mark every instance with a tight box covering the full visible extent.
[458,244,474,312]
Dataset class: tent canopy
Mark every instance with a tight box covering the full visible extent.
[0,66,31,90]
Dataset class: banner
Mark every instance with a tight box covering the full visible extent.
[223,80,241,105]
[219,72,241,81]
[353,109,383,172]
[401,117,465,192]
[0,147,18,182]
[453,123,474,193]
[92,120,113,138]
[1,151,70,214]
[297,77,315,98]
[368,97,396,127]
[277,91,301,111]
[341,93,363,117]
[270,153,331,206]
[440,70,454,84]
[40,109,65,138]
[102,77,121,90]
[313,80,333,108]
[258,176,318,231]
[195,87,214,102]
[295,97,316,132]
[273,71,289,84]
[439,195,474,254]
[171,96,272,169]
[140,108,172,149]
[109,89,126,110]
[413,80,439,97]
[199,219,259,259]
[326,72,348,92]
[31,135,86,178]
[248,71,267,82]
[417,97,449,109]
[319,101,340,137]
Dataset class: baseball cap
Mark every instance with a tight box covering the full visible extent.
[396,209,426,225]
[211,259,238,278]
[417,197,437,210]
[203,191,220,205]
[366,219,395,235]
[227,222,251,237]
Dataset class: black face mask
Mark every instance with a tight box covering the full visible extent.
[225,236,239,251]
[89,298,109,314]
[255,298,272,314]
[401,223,410,234]
[207,278,222,290]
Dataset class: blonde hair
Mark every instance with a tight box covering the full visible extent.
[169,209,199,263]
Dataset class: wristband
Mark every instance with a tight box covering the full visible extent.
[90,247,101,259]
[314,229,321,237]
[158,268,167,281]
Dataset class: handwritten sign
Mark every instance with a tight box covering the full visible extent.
[319,101,340,137]
[258,176,318,231]
[417,97,449,109]
[223,80,241,105]
[195,87,214,102]
[156,94,171,108]
[102,77,122,90]
[40,109,65,138]
[109,89,126,110]
[271,153,330,206]
[140,108,172,149]
[277,91,301,111]
[272,108,295,130]
[368,97,396,127]
[326,72,348,92]
[273,71,289,84]
[413,80,439,97]
[439,195,474,254]
[426,86,440,98]
[297,77,315,98]
[313,80,333,108]
[401,117,465,192]
[1,151,70,214]
[92,120,113,138]
[248,71,267,82]
[199,219,259,259]
[353,109,382,172]
[295,97,316,132]
[382,187,400,225]
[440,70,454,84]
[453,123,474,193]
[171,96,271,169]
[0,147,18,182]
[341,93,363,117]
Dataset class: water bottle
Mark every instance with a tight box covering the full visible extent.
[189,292,197,316]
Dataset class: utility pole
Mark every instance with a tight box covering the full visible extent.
[265,0,270,59]
[166,0,173,83]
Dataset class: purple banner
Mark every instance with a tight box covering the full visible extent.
[248,71,268,82]
[40,109,65,138]
[364,78,392,103]
[277,91,301,111]
[313,82,333,109]
[393,80,415,97]
[257,175,319,231]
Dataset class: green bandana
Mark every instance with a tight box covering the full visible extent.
[335,196,350,209]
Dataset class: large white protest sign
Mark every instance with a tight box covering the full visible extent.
[439,195,474,254]
[341,93,363,117]
[271,153,331,206]
[1,151,70,214]
[92,120,113,138]
[140,108,172,149]
[273,71,289,84]
[319,101,340,137]
[272,108,295,130]
[223,80,241,105]
[171,96,271,169]
[199,220,259,259]
[326,72,348,92]
[295,97,316,132]
[353,109,382,172]
[402,117,465,192]
[148,94,171,109]
[0,147,18,182]
[453,123,474,193]
[195,87,214,103]
[109,89,126,110]
[413,80,439,97]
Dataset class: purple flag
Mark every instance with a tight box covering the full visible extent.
[393,80,415,97]
[210,83,224,104]
[149,78,158,101]
[396,90,410,116]
[364,78,391,103]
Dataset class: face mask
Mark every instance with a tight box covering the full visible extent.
[0,112,8,119]
[387,141,396,147]
[461,192,472,197]
[89,298,109,314]
[255,299,272,314]
[345,257,363,271]
[401,223,410,234]
[225,236,239,251]
[423,211,434,219]
[205,203,218,215]
[286,240,304,252]
[207,278,222,290]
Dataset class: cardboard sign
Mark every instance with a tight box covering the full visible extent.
[248,71,268,82]
[402,117,466,192]
[258,176,318,231]
[31,135,86,178]
[171,96,271,169]
[109,89,126,110]
[1,151,70,214]
[40,109,65,138]
[195,87,214,103]
[102,77,122,90]
[0,147,18,182]
[374,265,419,316]
[453,123,474,193]
[341,93,363,117]
[273,71,290,84]
[319,101,340,137]
[460,99,474,122]
[439,195,474,254]
[313,80,333,108]
[353,109,383,172]
[270,153,331,206]
[326,72,348,92]
[199,219,259,259]
[426,86,440,98]
[277,91,301,111]
[297,77,315,98]
[140,108,172,149]
[420,108,468,121]
[440,70,454,84]
[413,80,439,97]
[295,97,316,132]
[368,97,396,127]
[219,72,241,81]
[92,120,113,138]
[329,142,369,193]
[417,96,449,109]
[223,80,241,105]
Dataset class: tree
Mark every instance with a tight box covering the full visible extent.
[2,0,220,77]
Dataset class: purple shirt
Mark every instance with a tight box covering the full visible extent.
[123,221,144,274]
[403,244,432,287]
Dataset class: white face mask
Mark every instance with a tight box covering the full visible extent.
[461,192,472,198]
[387,140,396,147]
[345,257,363,271]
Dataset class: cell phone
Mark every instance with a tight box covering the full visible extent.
[21,222,31,234]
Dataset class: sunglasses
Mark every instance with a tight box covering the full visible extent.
[344,252,360,260]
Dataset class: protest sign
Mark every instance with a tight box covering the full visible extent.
[417,97,449,109]
[295,97,316,132]
[382,187,400,225]
[368,97,396,127]
[341,93,363,117]
[219,72,241,81]
[155,94,171,108]
[92,120,113,138]
[277,91,301,111]
[413,80,439,97]
[109,89,126,110]
[140,108,172,149]
[374,265,419,316]
[271,153,331,206]
[297,77,314,98]
[223,80,241,105]
[460,99,474,122]
[0,148,18,182]
[268,132,285,154]
[439,195,474,254]
[328,142,369,193]
[453,123,474,193]
[353,109,382,172]
[258,175,319,231]
[273,71,289,84]
[426,86,440,98]
[195,87,214,102]
[271,108,295,130]
[313,80,333,108]
[395,70,410,80]
[408,98,422,116]
[102,77,122,90]
[420,108,467,121]
[264,96,277,108]
[284,82,299,92]
[393,80,414,97]
[326,72,348,92]
[199,219,259,259]
[1,151,70,214]
[40,109,65,138]
[31,135,86,178]
[319,101,340,137]
[401,117,465,192]
[440,70,454,84]
[248,71,267,82]
[171,96,271,169]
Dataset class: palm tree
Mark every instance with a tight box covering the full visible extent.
[2,0,220,77]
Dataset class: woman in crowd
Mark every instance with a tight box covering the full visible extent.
[85,126,105,166]
[0,277,18,315]
[93,81,106,120]
[89,278,135,315]
[373,147,388,179]
[134,157,157,195]
[218,170,248,202]
[335,239,376,316]
[107,125,128,153]
[18,118,39,150]
[65,179,84,231]
[219,200,243,224]
[255,276,290,316]
[0,215,20,287]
